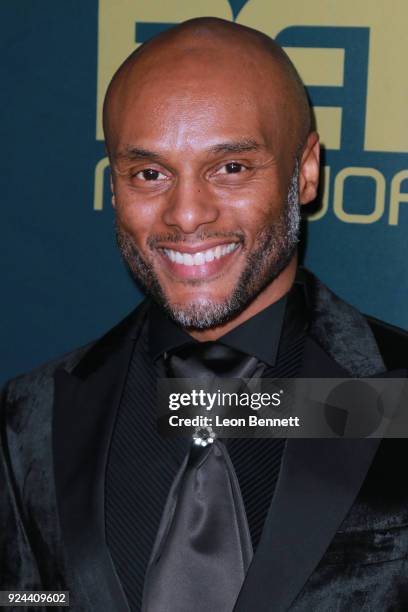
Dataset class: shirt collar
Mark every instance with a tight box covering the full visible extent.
[148,269,308,367]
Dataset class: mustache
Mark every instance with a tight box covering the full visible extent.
[146,230,245,249]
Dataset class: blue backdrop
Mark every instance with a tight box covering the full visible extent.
[1,1,407,385]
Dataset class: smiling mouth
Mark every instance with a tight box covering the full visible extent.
[160,242,240,267]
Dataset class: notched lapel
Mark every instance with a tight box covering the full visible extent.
[235,433,382,612]
[52,301,149,612]
[235,273,400,611]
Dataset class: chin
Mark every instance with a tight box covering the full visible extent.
[161,294,243,330]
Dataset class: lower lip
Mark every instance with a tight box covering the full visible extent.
[157,246,242,280]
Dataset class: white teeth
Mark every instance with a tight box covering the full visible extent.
[193,252,205,265]
[184,253,194,266]
[162,243,238,266]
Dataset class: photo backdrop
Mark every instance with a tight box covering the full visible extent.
[1,0,407,384]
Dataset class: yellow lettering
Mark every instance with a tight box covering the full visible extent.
[239,0,408,152]
[389,170,408,226]
[333,167,385,223]
[94,157,109,211]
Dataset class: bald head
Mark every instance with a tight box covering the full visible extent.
[103,17,311,156]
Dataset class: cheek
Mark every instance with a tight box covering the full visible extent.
[227,185,286,235]
[114,191,160,243]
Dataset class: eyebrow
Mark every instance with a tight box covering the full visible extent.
[114,138,265,162]
[114,147,162,162]
[207,138,264,154]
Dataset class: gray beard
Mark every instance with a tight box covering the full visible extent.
[116,160,300,330]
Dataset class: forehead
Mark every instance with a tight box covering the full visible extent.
[117,92,267,156]
[108,50,293,157]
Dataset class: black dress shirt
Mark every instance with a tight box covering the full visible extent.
[148,289,287,367]
[106,273,309,611]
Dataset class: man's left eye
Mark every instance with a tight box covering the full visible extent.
[217,162,247,174]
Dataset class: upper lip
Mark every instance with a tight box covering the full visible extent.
[156,240,241,255]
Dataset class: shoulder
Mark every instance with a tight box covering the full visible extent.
[2,299,150,406]
[300,267,407,374]
[1,341,93,414]
[365,315,408,370]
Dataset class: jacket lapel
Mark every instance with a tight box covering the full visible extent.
[53,301,149,612]
[235,434,382,612]
[235,270,400,611]
[234,337,383,612]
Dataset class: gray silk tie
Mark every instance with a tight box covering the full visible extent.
[142,343,261,612]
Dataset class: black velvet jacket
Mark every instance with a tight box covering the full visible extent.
[1,269,407,612]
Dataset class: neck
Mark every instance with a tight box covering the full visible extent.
[187,255,297,342]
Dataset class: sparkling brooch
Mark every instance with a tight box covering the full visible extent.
[193,426,216,447]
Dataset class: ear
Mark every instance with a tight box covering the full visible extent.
[110,173,116,208]
[298,131,320,205]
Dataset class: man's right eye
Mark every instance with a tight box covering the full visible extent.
[135,169,166,181]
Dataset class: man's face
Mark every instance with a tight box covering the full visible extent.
[109,52,315,329]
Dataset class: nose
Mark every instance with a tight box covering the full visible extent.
[162,176,219,234]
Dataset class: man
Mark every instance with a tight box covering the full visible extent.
[1,17,407,612]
